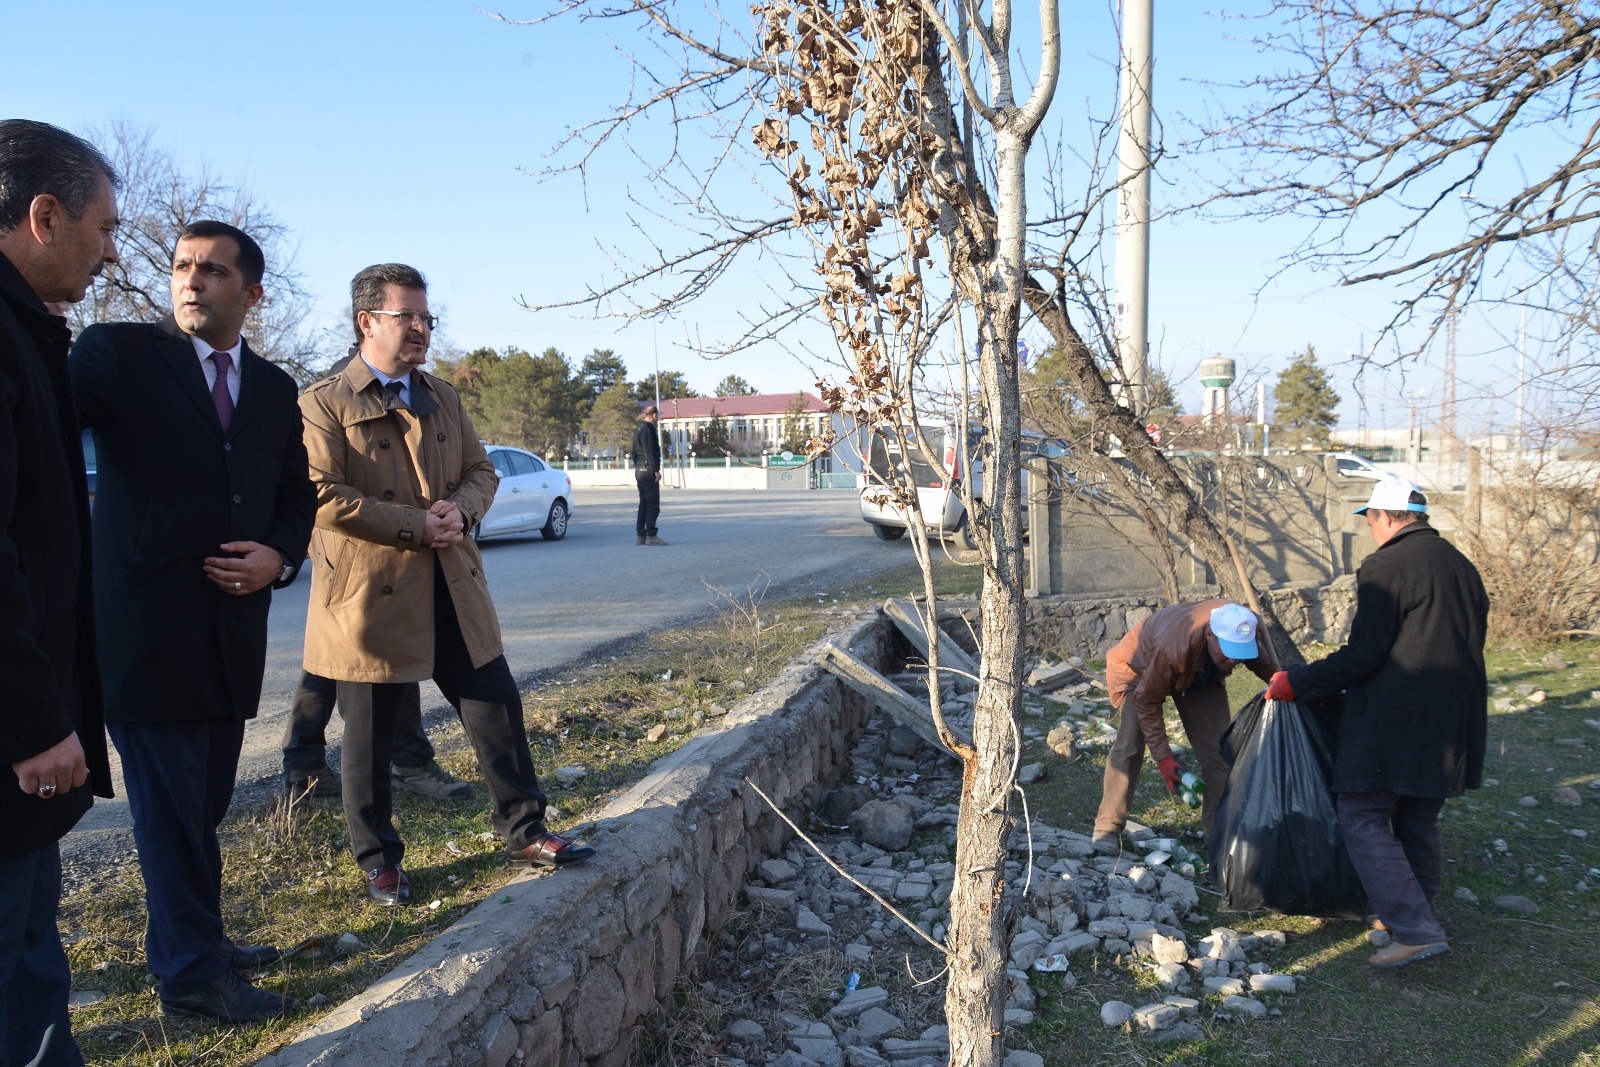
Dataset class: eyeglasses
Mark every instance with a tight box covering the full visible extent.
[367,309,438,330]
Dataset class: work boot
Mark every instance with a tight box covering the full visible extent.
[391,759,472,799]
[645,534,669,546]
[636,533,647,545]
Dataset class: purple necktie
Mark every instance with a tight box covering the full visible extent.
[210,351,234,431]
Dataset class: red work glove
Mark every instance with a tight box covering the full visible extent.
[1267,671,1296,702]
[1157,756,1183,795]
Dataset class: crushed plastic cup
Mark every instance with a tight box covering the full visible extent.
[1033,953,1072,972]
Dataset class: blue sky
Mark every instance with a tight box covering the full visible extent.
[1,0,1537,437]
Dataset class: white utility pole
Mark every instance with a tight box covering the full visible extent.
[1115,0,1153,415]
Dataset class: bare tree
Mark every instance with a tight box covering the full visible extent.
[1191,1,1600,411]
[496,2,1301,1060]
[75,120,326,381]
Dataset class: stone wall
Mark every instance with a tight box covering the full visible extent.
[256,616,891,1067]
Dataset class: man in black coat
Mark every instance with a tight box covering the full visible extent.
[632,403,666,545]
[1270,477,1488,969]
[70,221,315,1022]
[0,118,118,1067]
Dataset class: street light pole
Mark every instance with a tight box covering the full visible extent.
[1114,0,1153,415]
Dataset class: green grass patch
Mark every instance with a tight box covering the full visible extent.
[1013,641,1600,1067]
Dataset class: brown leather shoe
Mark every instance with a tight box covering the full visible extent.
[1369,940,1449,969]
[509,830,596,868]
[366,866,411,906]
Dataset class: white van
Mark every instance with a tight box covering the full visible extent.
[859,424,976,547]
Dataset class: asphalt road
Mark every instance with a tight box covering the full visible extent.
[67,486,921,846]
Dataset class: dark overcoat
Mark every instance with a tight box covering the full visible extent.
[69,318,315,722]
[1288,523,1489,797]
[0,253,111,859]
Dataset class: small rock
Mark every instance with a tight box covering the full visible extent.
[1493,894,1540,915]
[1454,886,1479,903]
[1519,796,1540,808]
[887,725,925,757]
[1004,1053,1045,1067]
[1553,786,1583,806]
[1221,995,1268,1019]
[760,858,799,884]
[796,907,833,935]
[1019,762,1047,785]
[66,991,104,1009]
[1249,974,1296,994]
[553,765,586,787]
[828,985,890,1018]
[1046,723,1078,761]
[1131,1003,1180,1033]
[728,1019,767,1040]
[335,932,365,955]
[1368,929,1392,948]
[645,723,668,743]
[854,1006,904,1043]
[853,799,915,851]
[1150,933,1188,965]
[1100,1001,1134,1026]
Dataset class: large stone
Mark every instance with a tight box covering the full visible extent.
[854,799,915,851]
[761,858,800,884]
[1249,973,1296,994]
[821,784,873,825]
[854,1006,904,1043]
[1493,894,1540,916]
[1222,995,1269,1019]
[1100,1000,1134,1026]
[1046,723,1078,761]
[570,965,626,1057]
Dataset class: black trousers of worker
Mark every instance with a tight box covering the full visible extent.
[280,670,432,772]
[635,469,660,536]
[336,560,549,872]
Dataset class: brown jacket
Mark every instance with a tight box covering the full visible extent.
[1105,598,1274,762]
[299,357,501,682]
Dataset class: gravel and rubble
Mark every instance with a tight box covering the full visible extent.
[654,667,1310,1064]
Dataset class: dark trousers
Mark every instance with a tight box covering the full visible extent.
[107,717,244,997]
[0,843,82,1067]
[1095,682,1232,839]
[281,670,432,771]
[1337,791,1448,945]
[336,562,549,871]
[635,470,660,535]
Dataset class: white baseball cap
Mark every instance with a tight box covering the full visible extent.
[1354,477,1427,516]
[1208,603,1259,660]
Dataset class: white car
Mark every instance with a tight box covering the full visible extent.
[1325,452,1386,480]
[474,445,573,542]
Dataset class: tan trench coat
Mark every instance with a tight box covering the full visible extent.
[299,357,502,682]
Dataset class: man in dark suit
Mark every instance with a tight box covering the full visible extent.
[0,117,118,1067]
[70,220,315,1022]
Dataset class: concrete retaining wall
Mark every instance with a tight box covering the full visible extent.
[256,616,889,1067]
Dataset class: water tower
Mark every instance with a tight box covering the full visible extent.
[1199,356,1235,421]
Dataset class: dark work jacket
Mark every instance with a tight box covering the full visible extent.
[1288,523,1489,798]
[69,318,315,722]
[631,418,660,473]
[0,252,111,858]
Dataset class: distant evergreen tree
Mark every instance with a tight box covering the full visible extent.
[1274,345,1340,449]
[714,374,758,396]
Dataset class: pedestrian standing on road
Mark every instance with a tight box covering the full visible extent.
[633,403,667,545]
[1091,600,1275,854]
[0,117,118,1067]
[298,263,594,909]
[1269,478,1488,969]
[70,220,315,1023]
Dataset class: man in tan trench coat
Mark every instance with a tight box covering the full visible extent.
[299,263,594,905]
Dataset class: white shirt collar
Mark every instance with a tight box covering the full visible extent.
[189,333,243,368]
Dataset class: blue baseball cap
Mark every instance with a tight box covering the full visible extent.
[1208,603,1259,660]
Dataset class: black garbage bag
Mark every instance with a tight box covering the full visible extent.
[1210,693,1366,917]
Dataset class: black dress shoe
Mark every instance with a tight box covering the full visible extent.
[159,968,296,1023]
[509,830,596,868]
[366,866,411,906]
[218,937,281,970]
[284,762,340,799]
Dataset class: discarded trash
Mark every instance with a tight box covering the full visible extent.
[1033,954,1071,972]
[1145,851,1172,866]
[845,971,861,994]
